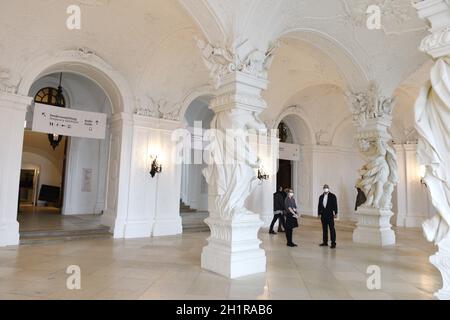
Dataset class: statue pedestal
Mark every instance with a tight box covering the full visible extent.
[430,236,450,300]
[353,206,396,246]
[201,213,266,279]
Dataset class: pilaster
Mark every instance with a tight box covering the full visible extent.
[0,93,33,246]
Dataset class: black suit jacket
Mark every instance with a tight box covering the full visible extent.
[318,192,338,218]
[273,191,285,211]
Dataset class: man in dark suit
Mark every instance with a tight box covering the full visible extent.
[318,184,338,248]
[270,186,286,234]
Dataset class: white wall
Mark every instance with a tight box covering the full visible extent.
[124,115,183,238]
[299,146,363,221]
[395,144,435,227]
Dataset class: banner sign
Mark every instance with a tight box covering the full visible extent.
[279,142,300,161]
[32,103,107,139]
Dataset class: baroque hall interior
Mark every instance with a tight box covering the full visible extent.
[0,0,449,301]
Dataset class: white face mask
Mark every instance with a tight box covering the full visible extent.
[324,189,329,193]
[289,193,294,197]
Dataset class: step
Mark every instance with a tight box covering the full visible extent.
[19,226,112,244]
[20,233,112,245]
[183,227,210,233]
[181,211,209,233]
[180,207,197,213]
[20,226,110,238]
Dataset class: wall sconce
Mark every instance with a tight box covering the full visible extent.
[419,165,427,186]
[149,156,162,178]
[257,167,269,181]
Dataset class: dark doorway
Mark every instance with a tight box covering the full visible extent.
[277,159,292,190]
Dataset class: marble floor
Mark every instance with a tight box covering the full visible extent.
[18,206,104,232]
[0,217,441,300]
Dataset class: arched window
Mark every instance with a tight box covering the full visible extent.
[33,82,66,150]
[278,121,288,143]
[34,87,65,107]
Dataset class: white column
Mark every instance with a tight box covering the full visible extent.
[394,144,408,227]
[94,125,110,213]
[299,145,318,217]
[349,88,398,246]
[201,71,269,278]
[194,38,279,278]
[0,93,32,246]
[414,0,450,300]
[101,113,133,238]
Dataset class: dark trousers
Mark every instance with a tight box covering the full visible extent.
[278,214,285,232]
[321,216,336,245]
[285,227,294,245]
[270,213,285,232]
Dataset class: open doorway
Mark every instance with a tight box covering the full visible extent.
[180,95,214,233]
[276,121,295,191]
[18,72,112,243]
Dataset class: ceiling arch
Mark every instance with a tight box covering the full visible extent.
[280,29,370,92]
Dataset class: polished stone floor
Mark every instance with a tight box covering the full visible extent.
[0,217,441,300]
[18,206,104,232]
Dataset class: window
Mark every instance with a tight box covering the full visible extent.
[34,87,65,107]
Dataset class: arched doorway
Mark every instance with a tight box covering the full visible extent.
[180,95,214,232]
[18,72,113,242]
[4,49,135,244]
[276,121,294,191]
[273,108,316,217]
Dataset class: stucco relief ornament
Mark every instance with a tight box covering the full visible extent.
[315,129,331,146]
[77,47,95,56]
[159,101,182,121]
[0,68,18,93]
[356,138,398,209]
[348,82,395,126]
[135,96,160,118]
[196,37,279,88]
[196,37,235,89]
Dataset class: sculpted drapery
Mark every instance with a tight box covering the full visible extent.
[203,109,266,221]
[415,58,450,244]
[356,138,398,210]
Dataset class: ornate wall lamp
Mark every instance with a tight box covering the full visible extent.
[149,155,162,178]
[419,165,427,187]
[257,167,269,181]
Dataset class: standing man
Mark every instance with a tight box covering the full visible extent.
[284,189,299,247]
[270,186,286,234]
[318,184,338,249]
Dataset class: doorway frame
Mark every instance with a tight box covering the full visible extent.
[10,49,134,241]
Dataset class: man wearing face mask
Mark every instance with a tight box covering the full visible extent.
[318,184,338,248]
[284,189,299,247]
